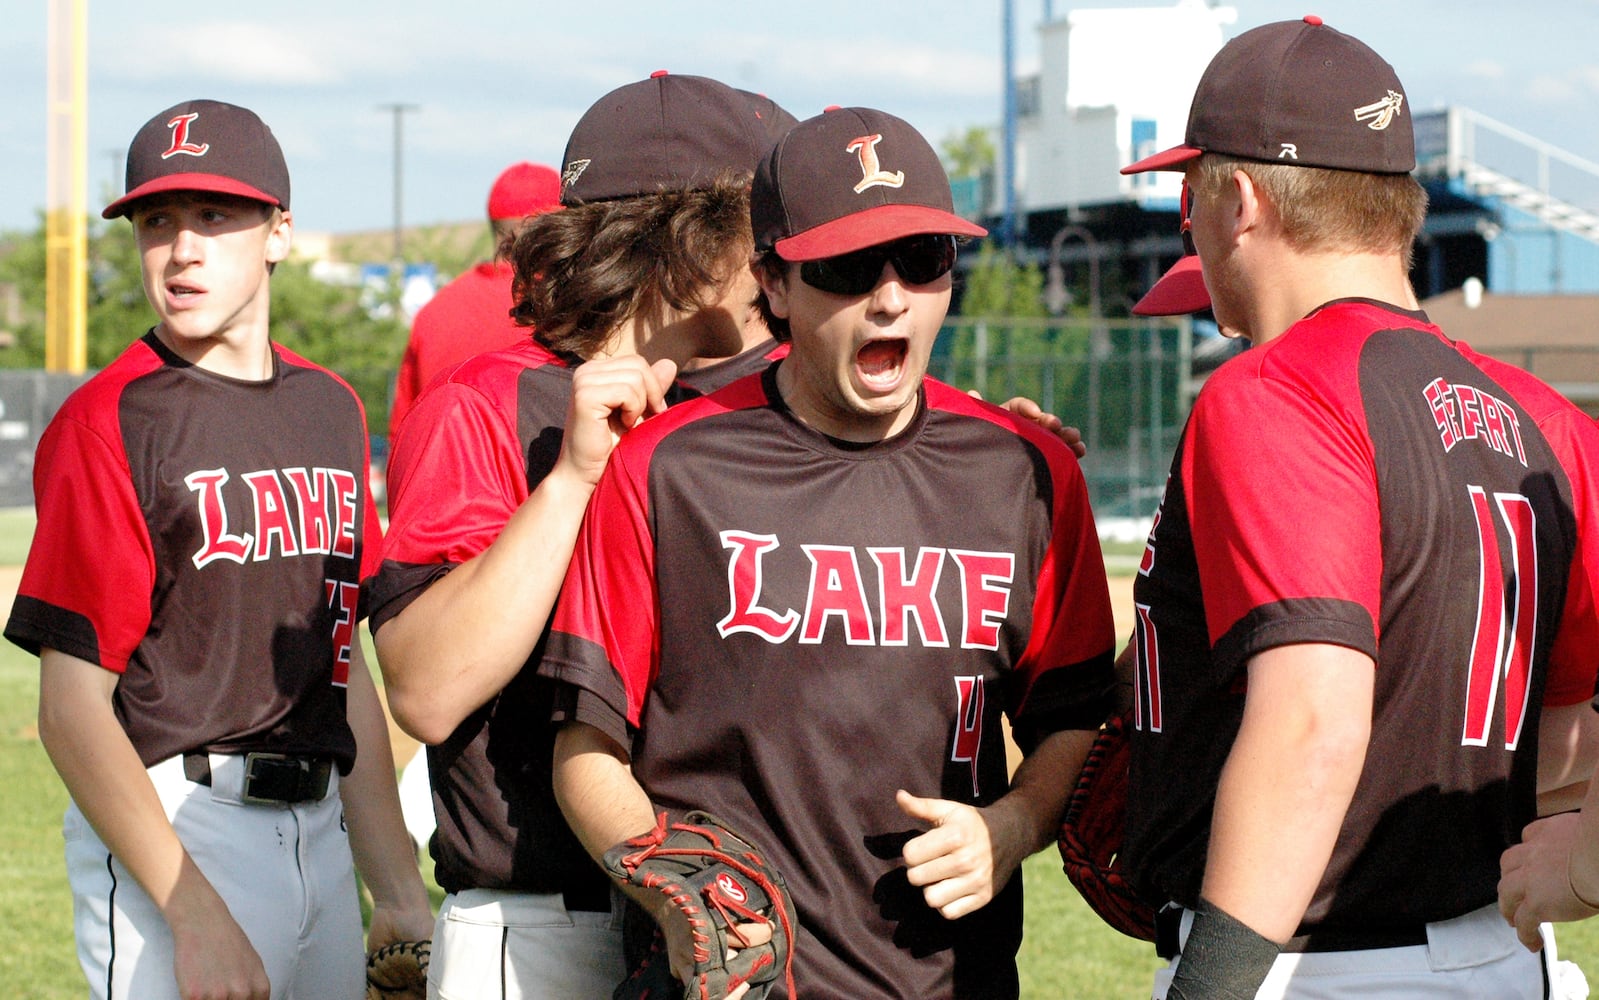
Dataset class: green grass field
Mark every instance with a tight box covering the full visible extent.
[3,511,1597,997]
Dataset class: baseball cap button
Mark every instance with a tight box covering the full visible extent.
[1303,14,1323,25]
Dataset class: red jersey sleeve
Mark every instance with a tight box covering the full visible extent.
[544,439,659,733]
[10,411,155,672]
[1537,408,1599,706]
[1185,366,1381,666]
[370,376,530,623]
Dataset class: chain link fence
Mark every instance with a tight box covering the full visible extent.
[0,322,1201,522]
[931,316,1200,525]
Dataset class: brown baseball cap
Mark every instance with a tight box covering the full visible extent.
[739,89,799,144]
[1132,255,1211,316]
[1123,15,1415,175]
[751,106,986,262]
[104,100,289,219]
[559,71,772,206]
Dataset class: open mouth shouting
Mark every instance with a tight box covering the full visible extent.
[856,337,910,393]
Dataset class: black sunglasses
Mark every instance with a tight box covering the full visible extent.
[799,234,958,296]
[1179,181,1195,256]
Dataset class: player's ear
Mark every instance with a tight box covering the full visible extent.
[1231,169,1264,240]
[755,256,793,320]
[265,208,293,265]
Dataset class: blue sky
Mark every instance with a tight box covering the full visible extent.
[4,0,1597,236]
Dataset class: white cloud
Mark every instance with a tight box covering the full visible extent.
[1464,59,1505,81]
[1524,74,1576,103]
[97,22,345,86]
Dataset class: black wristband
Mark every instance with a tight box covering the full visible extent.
[1165,898,1282,1000]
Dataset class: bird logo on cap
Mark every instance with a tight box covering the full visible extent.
[847,134,905,194]
[561,159,591,193]
[1353,90,1405,131]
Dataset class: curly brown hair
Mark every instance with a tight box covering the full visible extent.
[508,172,755,362]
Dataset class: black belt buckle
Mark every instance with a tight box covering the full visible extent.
[241,752,330,804]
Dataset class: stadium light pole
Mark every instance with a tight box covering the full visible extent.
[378,102,420,264]
[1000,0,1018,252]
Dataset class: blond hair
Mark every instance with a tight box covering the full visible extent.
[1193,155,1428,264]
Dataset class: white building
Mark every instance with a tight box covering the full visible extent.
[1009,0,1236,217]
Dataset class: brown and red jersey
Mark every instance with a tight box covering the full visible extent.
[540,363,1116,999]
[6,332,380,773]
[369,336,788,900]
[1125,300,1599,942]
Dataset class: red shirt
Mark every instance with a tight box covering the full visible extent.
[389,260,527,438]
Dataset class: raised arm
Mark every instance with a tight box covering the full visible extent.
[376,356,675,744]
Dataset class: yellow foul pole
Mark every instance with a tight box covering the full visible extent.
[45,0,88,374]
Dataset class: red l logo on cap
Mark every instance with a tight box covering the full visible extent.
[848,134,905,193]
[162,113,210,159]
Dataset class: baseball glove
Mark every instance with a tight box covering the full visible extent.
[365,938,430,1000]
[604,811,795,1000]
[1057,710,1158,941]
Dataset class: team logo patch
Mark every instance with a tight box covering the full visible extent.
[561,158,591,192]
[162,112,210,159]
[846,133,905,194]
[1353,90,1405,131]
[715,872,748,903]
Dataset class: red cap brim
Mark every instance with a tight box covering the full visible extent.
[774,204,987,261]
[1133,255,1210,316]
[103,174,283,219]
[1121,144,1203,175]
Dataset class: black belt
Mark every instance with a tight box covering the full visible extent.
[564,887,612,914]
[183,752,333,804]
[1155,904,1429,958]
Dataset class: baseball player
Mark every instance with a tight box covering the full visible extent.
[388,161,563,439]
[6,99,433,1000]
[1116,19,1599,999]
[541,106,1117,998]
[367,72,793,999]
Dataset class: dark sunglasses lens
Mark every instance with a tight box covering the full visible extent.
[800,235,958,295]
[891,235,957,284]
[801,251,885,295]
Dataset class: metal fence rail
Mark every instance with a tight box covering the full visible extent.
[11,326,1588,527]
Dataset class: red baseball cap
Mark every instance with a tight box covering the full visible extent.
[1132,255,1211,316]
[751,106,986,262]
[104,100,289,219]
[1123,16,1415,175]
[487,162,562,220]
